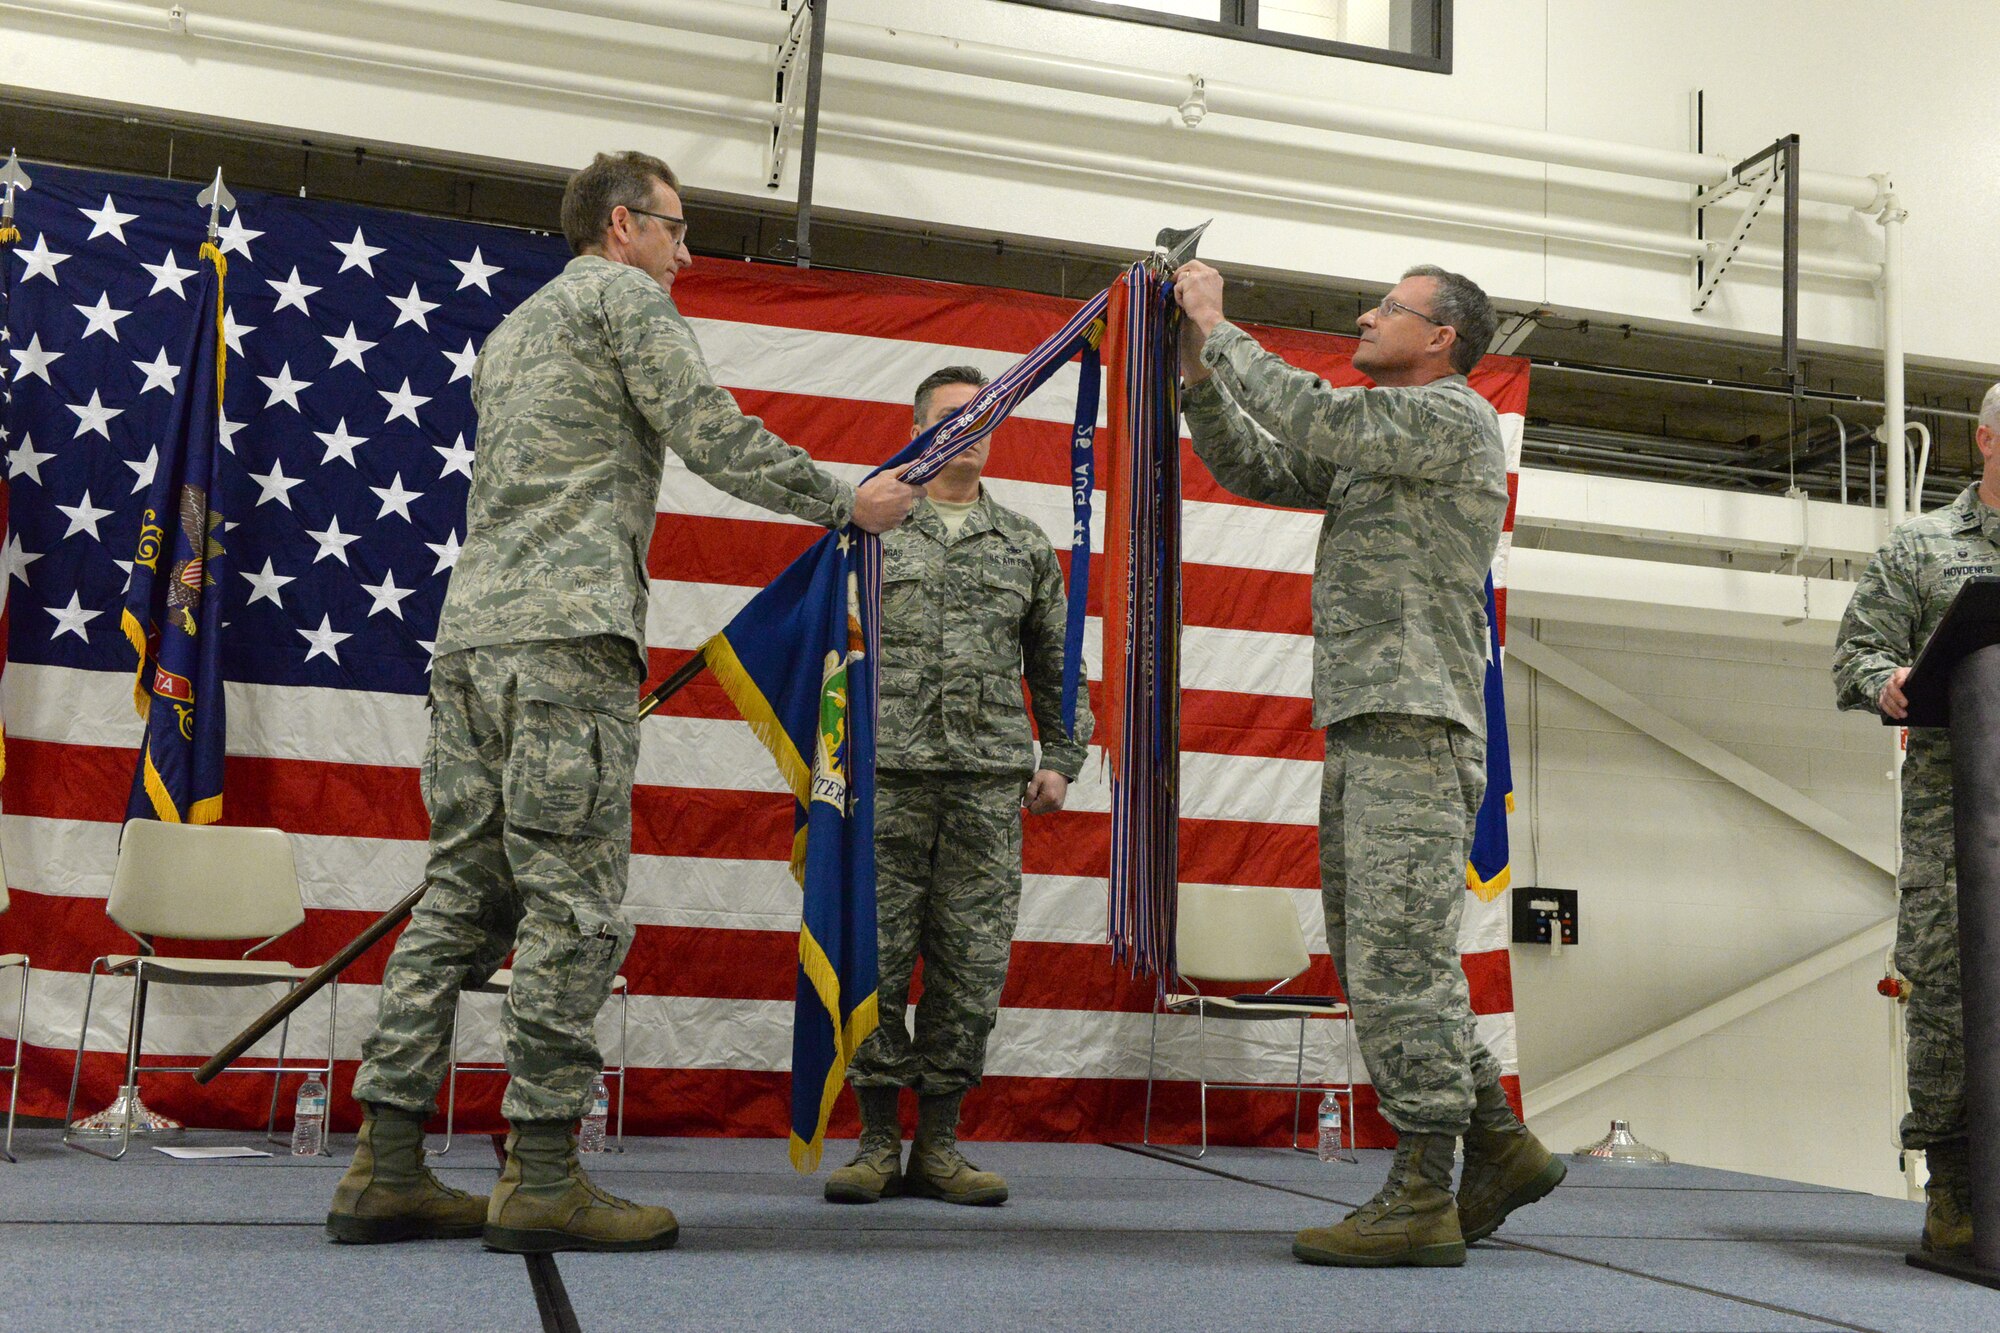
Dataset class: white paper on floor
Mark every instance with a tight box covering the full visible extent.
[152,1145,274,1160]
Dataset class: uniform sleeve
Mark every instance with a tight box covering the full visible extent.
[1832,537,1920,713]
[1199,321,1480,480]
[1021,538,1093,779]
[1182,376,1338,510]
[603,269,855,529]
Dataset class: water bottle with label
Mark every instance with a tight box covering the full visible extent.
[1316,1091,1343,1162]
[580,1075,610,1153]
[291,1074,328,1157]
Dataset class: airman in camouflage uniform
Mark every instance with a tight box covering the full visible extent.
[330,151,921,1253]
[1833,396,2000,1257]
[824,367,1092,1208]
[1174,262,1562,1268]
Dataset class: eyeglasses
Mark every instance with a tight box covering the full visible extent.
[1376,295,1446,326]
[624,206,688,246]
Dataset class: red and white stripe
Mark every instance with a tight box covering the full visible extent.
[0,262,1528,1147]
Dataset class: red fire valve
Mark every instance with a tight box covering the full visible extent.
[1877,976,1908,1000]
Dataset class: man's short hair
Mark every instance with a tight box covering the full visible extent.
[1403,264,1499,377]
[1981,383,2000,433]
[561,151,680,257]
[914,365,990,425]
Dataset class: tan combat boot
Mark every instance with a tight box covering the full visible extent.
[1294,1133,1465,1267]
[904,1091,1008,1206]
[484,1121,679,1253]
[1923,1140,1975,1256]
[1457,1082,1566,1243]
[825,1085,905,1204]
[326,1103,488,1244]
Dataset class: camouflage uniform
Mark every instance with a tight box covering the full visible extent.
[1833,483,2000,1150]
[849,493,1092,1095]
[353,255,854,1123]
[1183,323,1509,1136]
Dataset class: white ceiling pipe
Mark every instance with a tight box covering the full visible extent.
[1,0,781,123]
[1880,193,1907,531]
[519,0,1886,213]
[816,111,1880,282]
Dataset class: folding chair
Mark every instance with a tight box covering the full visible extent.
[63,821,338,1160]
[0,844,30,1164]
[1143,883,1356,1160]
[431,970,629,1155]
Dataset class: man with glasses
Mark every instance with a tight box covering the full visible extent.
[329,150,924,1254]
[1172,263,1560,1268]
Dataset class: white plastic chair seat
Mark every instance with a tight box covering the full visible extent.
[0,954,24,970]
[470,969,627,995]
[1165,993,1348,1020]
[104,955,314,984]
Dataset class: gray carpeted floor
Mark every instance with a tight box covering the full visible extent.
[4,1129,1995,1332]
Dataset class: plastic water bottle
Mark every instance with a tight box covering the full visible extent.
[291,1075,328,1157]
[580,1075,610,1154]
[1316,1091,1343,1162]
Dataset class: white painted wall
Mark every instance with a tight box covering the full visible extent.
[1506,621,1910,1197]
[3,0,1998,366]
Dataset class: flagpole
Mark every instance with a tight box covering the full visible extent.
[196,659,698,1085]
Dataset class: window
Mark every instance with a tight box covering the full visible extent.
[1000,1,1451,72]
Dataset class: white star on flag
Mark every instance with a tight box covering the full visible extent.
[48,591,104,642]
[298,613,352,664]
[7,333,62,384]
[331,227,386,275]
[215,211,264,260]
[442,339,479,382]
[14,233,71,284]
[240,557,296,608]
[324,322,377,372]
[379,378,431,426]
[306,514,363,565]
[222,307,256,355]
[218,411,246,454]
[141,249,199,299]
[2,533,44,587]
[426,529,464,574]
[113,559,135,595]
[361,568,416,618]
[6,433,56,484]
[73,291,135,341]
[314,418,369,467]
[451,247,503,294]
[387,283,440,331]
[435,433,476,479]
[132,347,182,395]
[267,266,322,316]
[248,458,307,508]
[56,489,115,541]
[126,445,159,494]
[78,195,139,243]
[67,390,124,440]
[260,362,314,412]
[371,473,424,521]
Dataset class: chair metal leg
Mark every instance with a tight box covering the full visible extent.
[432,996,461,1158]
[1193,1005,1209,1160]
[62,961,105,1143]
[1142,994,1162,1148]
[1,962,26,1163]
[1290,1015,1309,1153]
[67,967,148,1161]
[265,1007,293,1144]
[323,979,340,1153]
[612,985,629,1152]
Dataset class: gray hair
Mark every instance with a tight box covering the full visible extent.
[561,151,680,257]
[914,365,989,427]
[1402,264,1499,377]
[1981,383,2000,433]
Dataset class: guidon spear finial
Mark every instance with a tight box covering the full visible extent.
[1150,218,1211,275]
[0,150,31,224]
[196,168,236,242]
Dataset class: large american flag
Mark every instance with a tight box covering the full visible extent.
[0,162,1526,1147]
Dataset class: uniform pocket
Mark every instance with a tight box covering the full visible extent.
[1319,590,1404,690]
[506,688,638,838]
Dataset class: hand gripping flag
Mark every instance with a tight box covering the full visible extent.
[701,285,1113,1171]
[120,244,230,823]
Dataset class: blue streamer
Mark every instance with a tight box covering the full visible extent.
[1061,347,1101,733]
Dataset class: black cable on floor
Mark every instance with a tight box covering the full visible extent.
[525,1252,582,1333]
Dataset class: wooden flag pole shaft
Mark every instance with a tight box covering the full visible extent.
[192,648,710,1086]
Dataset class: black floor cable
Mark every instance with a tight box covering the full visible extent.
[490,1134,585,1333]
[1110,1143,1887,1333]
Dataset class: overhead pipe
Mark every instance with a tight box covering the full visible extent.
[1880,190,1909,530]
[524,0,1887,211]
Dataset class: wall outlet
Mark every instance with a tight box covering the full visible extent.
[1512,886,1579,946]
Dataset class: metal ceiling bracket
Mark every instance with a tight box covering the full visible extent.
[765,0,815,190]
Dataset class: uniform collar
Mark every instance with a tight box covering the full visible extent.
[914,487,998,545]
[1945,484,2000,540]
